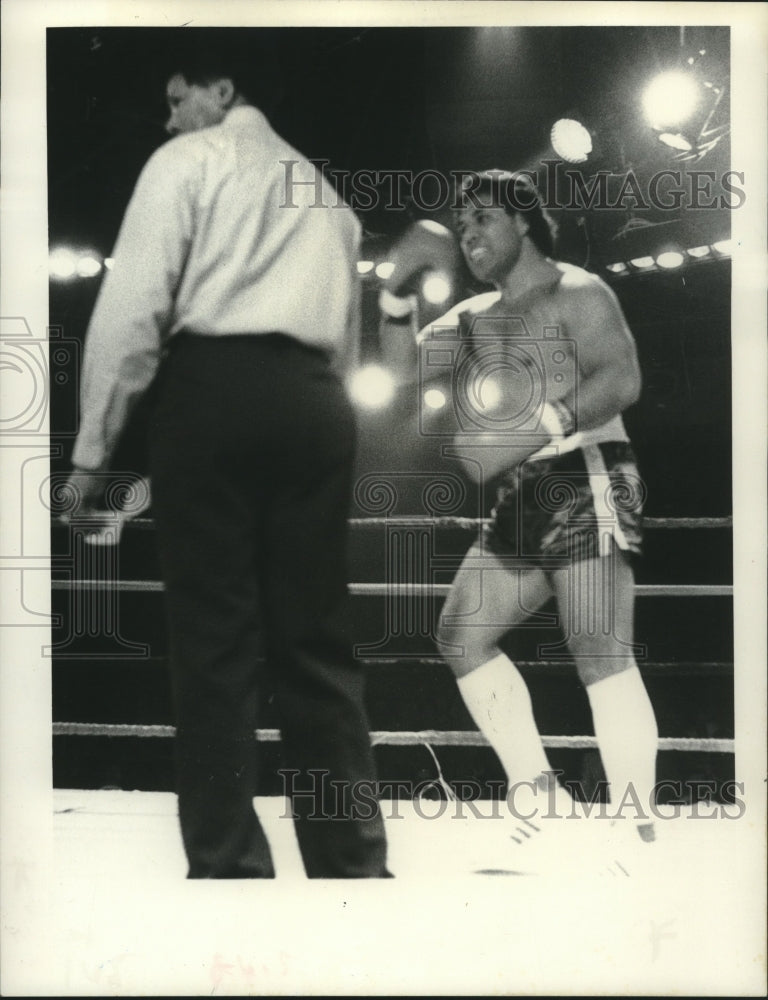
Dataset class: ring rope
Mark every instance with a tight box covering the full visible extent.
[349,516,732,531]
[55,515,732,531]
[51,580,733,597]
[62,655,732,673]
[349,582,731,597]
[51,721,733,753]
[360,657,731,672]
[51,513,732,759]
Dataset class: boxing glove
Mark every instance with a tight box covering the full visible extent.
[378,219,460,320]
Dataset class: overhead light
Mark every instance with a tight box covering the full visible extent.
[606,263,628,274]
[656,251,685,269]
[421,270,452,305]
[49,247,78,281]
[657,132,694,152]
[357,260,374,275]
[472,375,501,411]
[629,256,656,270]
[550,118,593,164]
[375,262,395,280]
[642,71,701,129]
[423,388,447,410]
[348,365,396,409]
[643,62,729,163]
[76,255,102,278]
[712,239,734,256]
[686,246,711,259]
[104,257,115,270]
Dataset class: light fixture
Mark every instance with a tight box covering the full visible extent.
[550,118,593,164]
[657,132,694,152]
[643,61,728,163]
[76,255,102,278]
[712,239,734,256]
[686,246,711,259]
[375,262,395,280]
[642,71,701,130]
[423,388,447,410]
[421,271,452,305]
[348,365,396,409]
[472,375,501,411]
[606,263,629,274]
[357,260,374,275]
[656,251,685,269]
[629,256,656,270]
[48,247,78,281]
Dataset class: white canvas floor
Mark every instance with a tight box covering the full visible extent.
[5,789,766,996]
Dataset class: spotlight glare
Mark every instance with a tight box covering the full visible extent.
[656,251,685,269]
[475,375,501,410]
[421,270,452,305]
[550,118,593,164]
[642,71,700,129]
[657,132,693,152]
[375,262,395,280]
[49,247,77,281]
[686,246,711,259]
[356,260,374,274]
[606,263,628,274]
[76,255,102,278]
[423,388,447,410]
[629,256,655,270]
[348,365,396,409]
[712,239,734,256]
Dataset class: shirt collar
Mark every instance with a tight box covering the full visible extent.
[221,104,270,130]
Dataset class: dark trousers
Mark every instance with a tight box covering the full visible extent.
[149,333,388,878]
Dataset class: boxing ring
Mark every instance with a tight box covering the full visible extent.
[46,508,762,996]
[50,509,734,775]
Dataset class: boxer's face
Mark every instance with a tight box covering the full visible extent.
[455,204,528,284]
[165,73,230,136]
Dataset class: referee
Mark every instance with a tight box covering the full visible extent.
[66,44,389,879]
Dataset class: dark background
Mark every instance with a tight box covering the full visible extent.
[47,26,733,798]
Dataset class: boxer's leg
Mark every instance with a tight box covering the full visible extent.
[549,545,658,836]
[437,547,569,803]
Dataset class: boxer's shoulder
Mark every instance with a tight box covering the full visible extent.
[417,291,501,343]
[553,262,617,305]
[439,290,502,325]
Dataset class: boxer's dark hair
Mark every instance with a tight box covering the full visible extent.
[456,170,558,258]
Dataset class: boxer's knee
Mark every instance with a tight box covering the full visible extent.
[436,617,500,678]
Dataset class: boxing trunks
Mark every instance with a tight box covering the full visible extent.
[483,440,644,568]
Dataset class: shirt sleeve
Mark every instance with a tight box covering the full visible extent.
[329,213,362,378]
[71,141,197,470]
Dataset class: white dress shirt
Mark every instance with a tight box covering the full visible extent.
[72,105,361,470]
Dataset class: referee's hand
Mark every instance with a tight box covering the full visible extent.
[60,469,105,521]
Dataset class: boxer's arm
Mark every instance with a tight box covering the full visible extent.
[450,279,640,483]
[551,278,641,432]
[378,294,420,383]
[377,220,461,385]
